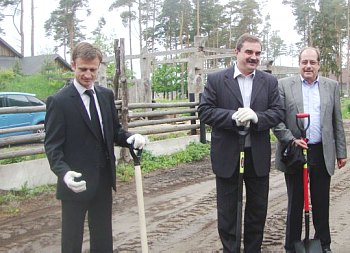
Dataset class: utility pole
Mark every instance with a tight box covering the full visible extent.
[197,0,200,36]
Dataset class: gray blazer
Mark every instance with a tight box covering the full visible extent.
[273,75,347,175]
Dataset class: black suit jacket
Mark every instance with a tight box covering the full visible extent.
[198,67,284,178]
[44,82,132,201]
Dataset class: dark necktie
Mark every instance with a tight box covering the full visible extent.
[85,89,103,141]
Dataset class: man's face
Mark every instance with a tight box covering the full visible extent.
[235,41,261,76]
[299,49,320,84]
[71,57,100,89]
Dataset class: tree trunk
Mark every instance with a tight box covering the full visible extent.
[31,0,34,56]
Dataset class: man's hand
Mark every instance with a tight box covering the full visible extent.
[235,107,258,124]
[292,138,308,149]
[337,158,347,169]
[232,111,250,127]
[127,134,146,149]
[63,171,87,193]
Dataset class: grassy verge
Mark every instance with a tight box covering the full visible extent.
[117,141,210,181]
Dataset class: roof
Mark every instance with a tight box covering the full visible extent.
[0,37,72,75]
[21,54,73,74]
[0,37,22,58]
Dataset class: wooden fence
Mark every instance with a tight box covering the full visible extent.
[0,100,206,160]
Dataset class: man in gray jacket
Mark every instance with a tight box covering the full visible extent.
[273,47,347,253]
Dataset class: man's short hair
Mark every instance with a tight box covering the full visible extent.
[235,33,262,51]
[71,42,103,63]
[298,47,321,63]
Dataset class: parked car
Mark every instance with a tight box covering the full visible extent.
[0,92,46,137]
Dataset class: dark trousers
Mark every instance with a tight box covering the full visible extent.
[216,149,269,253]
[61,171,113,253]
[284,143,331,251]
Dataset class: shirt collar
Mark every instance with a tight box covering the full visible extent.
[233,62,255,79]
[73,79,96,96]
[300,75,319,86]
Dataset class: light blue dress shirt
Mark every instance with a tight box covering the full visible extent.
[301,76,321,144]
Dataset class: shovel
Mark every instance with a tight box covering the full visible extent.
[235,126,249,253]
[294,113,322,253]
[129,147,149,253]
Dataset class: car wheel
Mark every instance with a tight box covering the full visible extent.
[34,123,45,134]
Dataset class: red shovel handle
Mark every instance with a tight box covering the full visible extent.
[296,113,310,139]
[302,149,309,212]
[296,113,310,118]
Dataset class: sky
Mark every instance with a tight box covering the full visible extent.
[1,0,300,66]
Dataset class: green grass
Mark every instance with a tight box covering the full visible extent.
[117,141,210,181]
[0,70,72,100]
[0,151,46,165]
[0,184,56,205]
[341,97,350,119]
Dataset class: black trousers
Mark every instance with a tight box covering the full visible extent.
[216,149,269,253]
[284,143,331,251]
[61,169,113,253]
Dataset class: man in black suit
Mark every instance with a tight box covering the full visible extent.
[198,33,284,252]
[44,42,146,253]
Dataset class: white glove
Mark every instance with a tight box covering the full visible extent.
[127,134,146,149]
[63,171,87,193]
[232,111,249,127]
[235,107,258,124]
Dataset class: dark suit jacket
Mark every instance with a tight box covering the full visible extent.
[198,66,284,178]
[44,82,132,201]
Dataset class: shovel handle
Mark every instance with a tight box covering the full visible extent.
[296,113,310,139]
[134,164,149,253]
[238,126,249,151]
[129,146,149,252]
[296,113,310,119]
[129,146,143,166]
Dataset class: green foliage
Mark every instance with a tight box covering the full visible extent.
[44,0,90,53]
[341,97,350,119]
[151,63,188,98]
[0,73,69,100]
[0,184,56,205]
[0,153,46,165]
[117,141,210,181]
[0,183,55,214]
[0,69,16,90]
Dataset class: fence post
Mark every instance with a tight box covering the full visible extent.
[199,93,206,144]
[140,46,153,104]
[189,93,196,135]
[120,38,130,162]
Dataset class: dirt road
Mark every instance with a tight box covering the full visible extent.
[1,123,350,253]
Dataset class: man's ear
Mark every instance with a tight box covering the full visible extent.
[71,61,76,70]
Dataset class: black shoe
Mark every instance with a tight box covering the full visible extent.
[285,250,295,253]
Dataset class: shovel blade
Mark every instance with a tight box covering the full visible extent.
[294,239,323,253]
